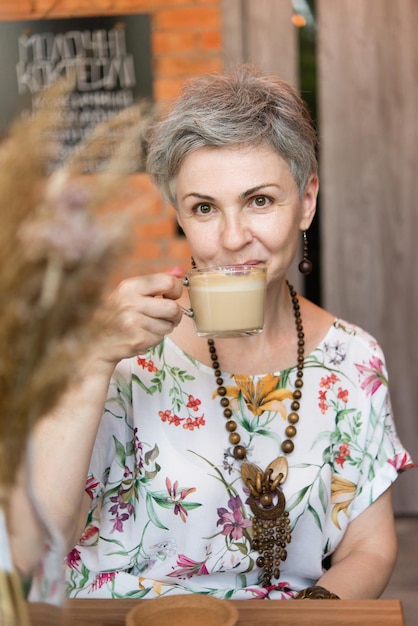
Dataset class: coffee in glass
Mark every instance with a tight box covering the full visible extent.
[184,265,267,338]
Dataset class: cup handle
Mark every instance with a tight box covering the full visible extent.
[180,277,194,317]
[180,306,194,318]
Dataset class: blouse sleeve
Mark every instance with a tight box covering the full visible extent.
[344,340,413,522]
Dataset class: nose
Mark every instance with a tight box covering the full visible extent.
[220,214,253,251]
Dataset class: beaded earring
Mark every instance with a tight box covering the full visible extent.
[298,231,313,275]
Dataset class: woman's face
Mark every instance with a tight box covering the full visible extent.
[175,144,318,283]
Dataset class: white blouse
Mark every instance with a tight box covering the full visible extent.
[61,320,411,600]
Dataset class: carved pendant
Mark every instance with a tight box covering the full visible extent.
[241,457,291,587]
[241,457,288,517]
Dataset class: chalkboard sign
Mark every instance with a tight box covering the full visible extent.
[0,14,152,145]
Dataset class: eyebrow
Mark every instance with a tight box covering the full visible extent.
[182,184,281,203]
[240,184,279,199]
[182,192,216,202]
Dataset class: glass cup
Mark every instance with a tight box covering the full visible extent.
[182,265,267,338]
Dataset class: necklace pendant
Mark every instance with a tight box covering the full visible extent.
[241,457,288,518]
[241,457,291,587]
[266,456,289,485]
[241,457,288,495]
[252,510,291,587]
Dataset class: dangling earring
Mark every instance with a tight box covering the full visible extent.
[298,231,313,275]
[191,256,197,269]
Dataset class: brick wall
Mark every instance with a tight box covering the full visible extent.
[0,0,224,278]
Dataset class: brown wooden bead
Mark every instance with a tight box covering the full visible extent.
[220,398,229,407]
[298,259,312,275]
[281,439,294,454]
[229,432,241,445]
[217,386,227,396]
[223,408,232,418]
[288,412,299,424]
[293,389,302,399]
[226,420,237,432]
[291,400,300,411]
[285,425,297,438]
[233,445,247,460]
[260,492,273,507]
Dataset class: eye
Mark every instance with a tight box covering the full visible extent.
[252,195,272,208]
[194,202,213,215]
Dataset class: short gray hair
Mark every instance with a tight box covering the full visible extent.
[146,65,318,206]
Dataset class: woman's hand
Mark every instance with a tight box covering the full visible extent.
[93,271,184,367]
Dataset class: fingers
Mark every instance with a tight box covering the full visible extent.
[94,272,185,364]
[110,273,183,318]
[166,266,186,280]
[118,272,183,300]
[137,293,182,328]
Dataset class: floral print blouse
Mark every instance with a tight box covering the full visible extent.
[64,320,412,600]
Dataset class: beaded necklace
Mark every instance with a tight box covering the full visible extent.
[207,282,304,587]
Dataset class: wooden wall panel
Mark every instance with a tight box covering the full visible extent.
[221,0,297,81]
[317,0,418,512]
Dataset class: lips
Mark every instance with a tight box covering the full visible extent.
[220,260,264,267]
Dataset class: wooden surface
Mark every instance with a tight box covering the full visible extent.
[317,0,418,514]
[28,598,405,626]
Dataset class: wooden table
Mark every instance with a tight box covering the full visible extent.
[28,598,405,626]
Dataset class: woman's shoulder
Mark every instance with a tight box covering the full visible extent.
[302,297,386,361]
[311,317,389,388]
[327,318,384,354]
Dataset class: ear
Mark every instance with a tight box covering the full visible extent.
[299,174,319,231]
[175,210,184,231]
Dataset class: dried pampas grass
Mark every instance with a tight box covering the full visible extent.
[0,79,151,492]
[0,79,151,626]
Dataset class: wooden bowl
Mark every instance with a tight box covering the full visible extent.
[126,594,239,626]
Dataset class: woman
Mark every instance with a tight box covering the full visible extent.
[23,66,411,601]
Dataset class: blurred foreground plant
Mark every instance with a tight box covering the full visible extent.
[0,80,150,624]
